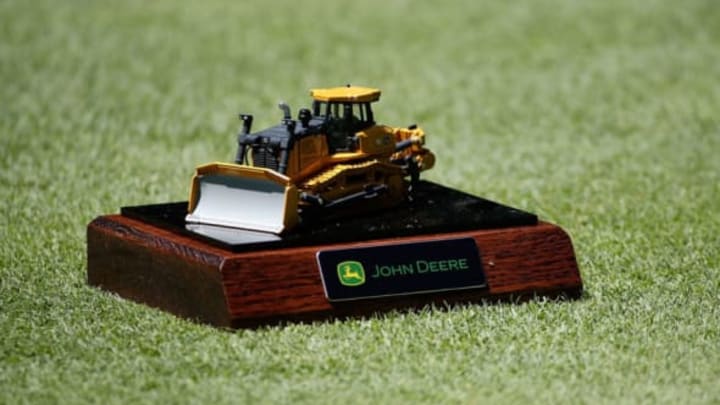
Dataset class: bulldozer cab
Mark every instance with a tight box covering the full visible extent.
[315,102,370,151]
[311,86,380,151]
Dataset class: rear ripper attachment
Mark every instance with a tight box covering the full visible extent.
[187,85,435,234]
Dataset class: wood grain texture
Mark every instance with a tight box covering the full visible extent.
[87,215,582,328]
[87,216,232,327]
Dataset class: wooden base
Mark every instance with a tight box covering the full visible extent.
[87,214,582,328]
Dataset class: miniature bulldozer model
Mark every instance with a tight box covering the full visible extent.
[186,86,435,234]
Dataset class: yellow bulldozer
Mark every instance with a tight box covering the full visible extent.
[186,85,435,234]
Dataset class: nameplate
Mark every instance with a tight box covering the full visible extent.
[317,238,486,302]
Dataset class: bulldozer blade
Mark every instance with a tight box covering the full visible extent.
[186,163,299,234]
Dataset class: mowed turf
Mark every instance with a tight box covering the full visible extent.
[1,0,719,403]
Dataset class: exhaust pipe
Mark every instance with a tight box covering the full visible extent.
[235,114,254,164]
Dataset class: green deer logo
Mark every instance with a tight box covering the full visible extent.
[337,261,366,287]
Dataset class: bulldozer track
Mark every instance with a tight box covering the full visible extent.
[300,160,380,189]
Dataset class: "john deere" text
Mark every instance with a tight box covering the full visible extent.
[371,259,469,278]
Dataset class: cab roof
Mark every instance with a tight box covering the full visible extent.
[310,86,381,103]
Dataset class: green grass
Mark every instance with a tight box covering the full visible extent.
[2,0,719,403]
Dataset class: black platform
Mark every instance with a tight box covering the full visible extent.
[121,180,537,253]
